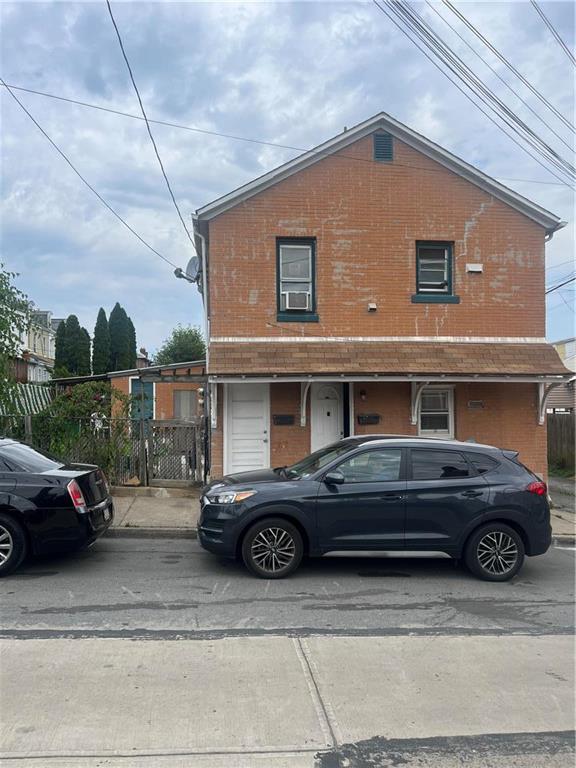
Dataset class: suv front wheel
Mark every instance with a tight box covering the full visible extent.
[241,518,303,579]
[465,523,525,581]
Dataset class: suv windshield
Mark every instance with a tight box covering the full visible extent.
[286,441,355,478]
[0,442,64,473]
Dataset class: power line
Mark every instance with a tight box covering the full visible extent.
[530,0,576,67]
[380,0,575,182]
[441,0,575,132]
[105,0,197,255]
[547,259,576,272]
[2,83,571,188]
[0,79,180,271]
[424,0,573,154]
[546,276,576,294]
[372,0,574,187]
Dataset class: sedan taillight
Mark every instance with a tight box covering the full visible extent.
[526,481,547,496]
[67,479,88,513]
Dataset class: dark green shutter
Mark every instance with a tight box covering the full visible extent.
[373,133,393,162]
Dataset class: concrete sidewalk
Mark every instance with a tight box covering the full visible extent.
[108,485,575,542]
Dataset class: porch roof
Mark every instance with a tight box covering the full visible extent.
[208,341,571,380]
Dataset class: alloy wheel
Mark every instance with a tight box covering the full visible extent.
[477,531,518,576]
[250,527,296,574]
[0,525,14,566]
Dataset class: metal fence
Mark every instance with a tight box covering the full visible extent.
[0,415,206,486]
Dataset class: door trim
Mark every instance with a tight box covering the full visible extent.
[311,382,343,453]
[223,382,270,475]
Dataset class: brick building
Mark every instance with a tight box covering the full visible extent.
[193,113,572,480]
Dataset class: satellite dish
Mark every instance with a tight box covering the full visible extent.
[185,256,200,281]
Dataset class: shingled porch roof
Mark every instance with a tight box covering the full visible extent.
[209,341,571,379]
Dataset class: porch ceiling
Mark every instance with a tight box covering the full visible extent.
[209,341,571,378]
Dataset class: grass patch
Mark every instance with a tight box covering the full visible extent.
[549,463,575,480]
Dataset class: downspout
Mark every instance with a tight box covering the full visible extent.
[192,214,211,478]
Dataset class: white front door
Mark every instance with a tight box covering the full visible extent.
[225,383,270,474]
[311,383,343,452]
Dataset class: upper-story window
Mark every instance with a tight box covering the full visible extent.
[276,238,318,322]
[412,241,460,304]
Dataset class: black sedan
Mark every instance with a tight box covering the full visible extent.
[0,438,114,576]
[199,436,551,581]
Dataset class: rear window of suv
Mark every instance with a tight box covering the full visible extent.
[0,443,64,473]
[465,452,499,475]
[411,449,472,480]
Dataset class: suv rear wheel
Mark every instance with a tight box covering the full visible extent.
[465,523,524,581]
[0,514,27,577]
[242,518,303,579]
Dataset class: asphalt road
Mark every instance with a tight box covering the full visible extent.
[1,537,575,767]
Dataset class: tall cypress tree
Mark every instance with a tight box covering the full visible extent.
[109,302,130,371]
[78,328,91,376]
[127,316,137,369]
[63,315,83,375]
[92,308,110,374]
[53,320,68,376]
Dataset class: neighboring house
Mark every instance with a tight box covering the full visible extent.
[193,112,571,481]
[136,348,151,369]
[547,338,576,413]
[52,361,206,421]
[14,310,59,383]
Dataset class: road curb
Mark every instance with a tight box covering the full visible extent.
[553,535,575,547]
[105,527,198,539]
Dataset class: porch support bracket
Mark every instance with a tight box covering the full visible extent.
[300,381,312,427]
[410,381,430,426]
[538,381,567,425]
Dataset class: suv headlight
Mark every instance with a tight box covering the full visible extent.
[208,490,257,504]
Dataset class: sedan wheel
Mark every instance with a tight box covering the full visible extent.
[242,518,303,579]
[0,514,27,577]
[465,523,524,582]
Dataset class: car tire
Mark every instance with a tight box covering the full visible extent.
[464,523,525,582]
[0,513,28,577]
[242,518,303,579]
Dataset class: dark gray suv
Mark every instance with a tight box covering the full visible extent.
[199,436,551,581]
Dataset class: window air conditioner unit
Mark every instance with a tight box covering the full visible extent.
[283,291,310,310]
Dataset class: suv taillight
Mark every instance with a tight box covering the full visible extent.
[67,479,88,513]
[527,481,547,496]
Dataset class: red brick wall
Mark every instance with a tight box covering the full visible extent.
[270,383,311,466]
[207,134,545,340]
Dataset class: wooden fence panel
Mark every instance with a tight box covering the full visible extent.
[547,414,575,470]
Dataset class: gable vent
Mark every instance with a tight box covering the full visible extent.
[373,132,393,162]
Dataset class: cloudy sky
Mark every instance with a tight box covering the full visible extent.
[1,0,574,356]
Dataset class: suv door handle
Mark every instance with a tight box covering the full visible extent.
[462,490,483,498]
[380,494,404,501]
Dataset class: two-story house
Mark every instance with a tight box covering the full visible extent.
[193,113,572,481]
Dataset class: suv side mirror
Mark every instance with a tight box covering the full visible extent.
[324,470,345,485]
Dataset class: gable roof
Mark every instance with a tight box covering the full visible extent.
[195,112,565,235]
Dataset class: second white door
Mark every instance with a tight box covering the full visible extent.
[311,383,343,452]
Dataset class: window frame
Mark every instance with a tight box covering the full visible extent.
[276,237,318,322]
[173,389,198,420]
[412,241,460,304]
[418,386,455,439]
[331,447,406,484]
[408,448,478,482]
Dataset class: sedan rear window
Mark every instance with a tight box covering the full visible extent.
[0,443,64,473]
[411,449,471,480]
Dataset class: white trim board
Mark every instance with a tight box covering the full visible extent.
[211,336,547,344]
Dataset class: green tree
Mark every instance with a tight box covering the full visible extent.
[109,302,131,371]
[63,315,82,374]
[53,320,69,377]
[127,316,137,369]
[154,324,206,365]
[92,308,110,374]
[78,327,91,376]
[0,264,31,411]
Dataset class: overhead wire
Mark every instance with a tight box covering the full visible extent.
[0,79,181,271]
[545,276,576,294]
[371,0,574,188]
[424,0,573,154]
[441,0,575,132]
[529,0,576,67]
[1,82,571,188]
[105,0,198,254]
[379,0,575,183]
